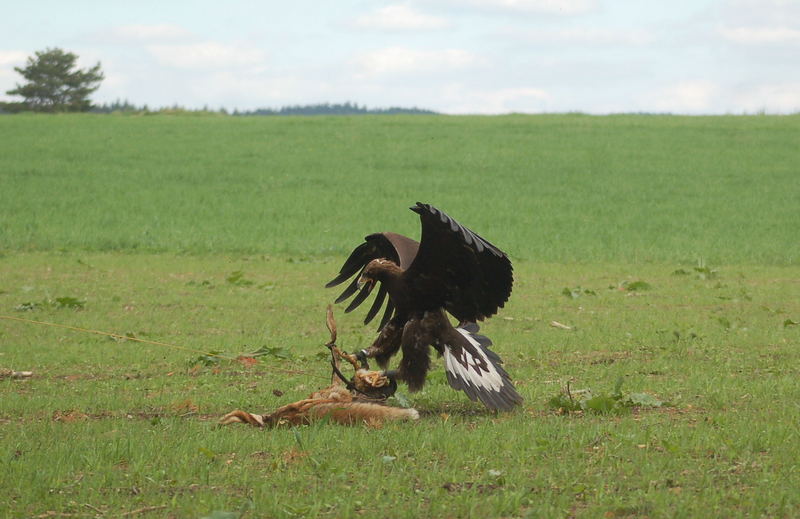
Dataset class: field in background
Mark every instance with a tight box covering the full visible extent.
[1,113,799,263]
[1,114,799,518]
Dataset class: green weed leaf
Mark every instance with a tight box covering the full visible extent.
[660,439,680,454]
[693,266,718,280]
[549,379,665,415]
[226,271,254,286]
[248,345,293,360]
[54,296,85,309]
[198,446,216,461]
[625,393,663,407]
[584,395,618,414]
[612,377,624,399]
[562,286,596,299]
[283,505,312,517]
[292,427,305,450]
[547,393,582,413]
[201,511,238,519]
[625,280,652,291]
[195,351,223,366]
[391,393,412,409]
[691,259,719,280]
[15,296,85,311]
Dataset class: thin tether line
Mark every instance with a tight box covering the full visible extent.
[0,314,309,375]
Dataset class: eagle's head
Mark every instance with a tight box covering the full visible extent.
[357,258,402,290]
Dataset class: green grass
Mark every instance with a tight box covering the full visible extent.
[1,253,799,518]
[1,113,799,263]
[1,114,799,517]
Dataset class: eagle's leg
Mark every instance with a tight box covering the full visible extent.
[354,350,370,369]
[331,345,362,371]
[359,317,403,369]
[390,316,433,392]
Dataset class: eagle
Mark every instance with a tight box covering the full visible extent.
[326,202,523,411]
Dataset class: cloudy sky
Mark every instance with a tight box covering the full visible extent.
[1,0,798,114]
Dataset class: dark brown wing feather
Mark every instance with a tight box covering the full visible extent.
[402,202,513,322]
[326,232,419,328]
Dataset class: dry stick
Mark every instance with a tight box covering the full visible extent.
[82,503,104,515]
[550,320,572,330]
[0,368,33,379]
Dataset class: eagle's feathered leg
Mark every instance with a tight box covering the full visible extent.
[359,316,404,369]
[389,316,434,392]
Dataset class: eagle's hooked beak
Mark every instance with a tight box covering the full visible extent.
[356,275,374,291]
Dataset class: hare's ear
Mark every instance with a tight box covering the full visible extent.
[326,304,337,347]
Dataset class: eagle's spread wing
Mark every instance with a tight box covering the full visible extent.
[442,323,523,411]
[326,232,419,328]
[403,202,513,322]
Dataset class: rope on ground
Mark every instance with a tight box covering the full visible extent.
[0,314,308,375]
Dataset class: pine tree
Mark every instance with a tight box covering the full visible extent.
[6,48,104,112]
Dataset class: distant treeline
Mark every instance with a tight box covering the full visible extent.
[0,99,436,116]
[238,102,437,116]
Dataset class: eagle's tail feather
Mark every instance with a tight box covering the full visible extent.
[443,325,523,411]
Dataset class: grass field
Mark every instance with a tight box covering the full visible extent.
[1,114,799,518]
[1,113,799,263]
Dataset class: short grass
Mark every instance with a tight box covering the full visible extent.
[1,114,799,518]
[1,253,799,518]
[1,113,799,263]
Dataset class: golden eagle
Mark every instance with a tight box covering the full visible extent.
[327,202,522,411]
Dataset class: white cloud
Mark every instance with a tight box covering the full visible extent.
[146,42,267,70]
[441,85,552,114]
[454,0,597,15]
[353,4,450,31]
[716,0,800,28]
[719,25,800,44]
[86,24,195,46]
[512,27,655,46]
[648,80,719,114]
[196,71,306,104]
[0,51,29,100]
[110,24,193,42]
[0,50,28,67]
[355,47,481,76]
[733,83,800,113]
